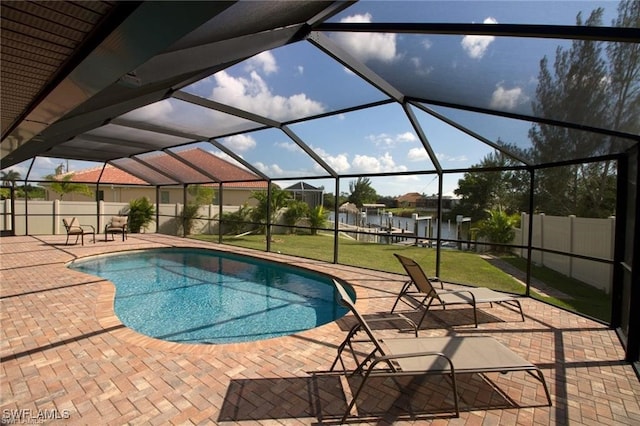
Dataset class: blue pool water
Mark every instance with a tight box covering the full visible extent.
[69,248,349,344]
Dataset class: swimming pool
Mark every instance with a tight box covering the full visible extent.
[69,248,350,344]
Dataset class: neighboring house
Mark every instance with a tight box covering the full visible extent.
[420,195,460,212]
[396,192,422,208]
[284,181,324,209]
[397,192,460,212]
[42,148,267,206]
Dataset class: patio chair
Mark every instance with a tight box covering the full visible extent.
[104,215,128,241]
[330,279,551,422]
[62,217,95,245]
[391,254,524,328]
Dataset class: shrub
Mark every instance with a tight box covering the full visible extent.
[180,203,202,236]
[477,209,519,252]
[127,197,155,233]
[282,200,310,233]
[308,205,328,235]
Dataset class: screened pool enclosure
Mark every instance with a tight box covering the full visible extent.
[1,1,638,372]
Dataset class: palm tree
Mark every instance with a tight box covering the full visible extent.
[250,184,291,233]
[44,164,93,200]
[282,200,309,233]
[307,205,328,235]
[1,170,21,186]
[45,174,93,200]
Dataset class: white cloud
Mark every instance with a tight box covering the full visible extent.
[209,151,251,170]
[367,132,417,147]
[461,17,498,59]
[246,51,278,75]
[122,99,174,121]
[490,84,527,110]
[410,57,434,77]
[407,147,430,162]
[222,134,256,152]
[397,132,417,143]
[212,71,325,121]
[275,141,300,152]
[352,154,382,173]
[312,146,351,173]
[333,13,398,63]
[255,162,284,176]
[296,65,304,75]
[352,152,407,174]
[436,153,469,162]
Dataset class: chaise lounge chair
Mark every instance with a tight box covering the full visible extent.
[392,253,524,328]
[62,217,95,245]
[104,215,128,241]
[330,279,551,422]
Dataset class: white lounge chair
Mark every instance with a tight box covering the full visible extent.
[331,279,550,422]
[392,253,525,328]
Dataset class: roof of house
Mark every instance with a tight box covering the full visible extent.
[396,192,423,203]
[285,182,323,192]
[56,148,267,189]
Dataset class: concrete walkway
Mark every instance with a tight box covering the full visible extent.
[1,234,638,425]
[481,254,573,299]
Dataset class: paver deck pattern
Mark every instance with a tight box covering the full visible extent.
[1,234,638,425]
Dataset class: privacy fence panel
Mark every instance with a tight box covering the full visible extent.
[515,213,615,293]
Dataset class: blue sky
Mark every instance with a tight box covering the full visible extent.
[5,1,622,198]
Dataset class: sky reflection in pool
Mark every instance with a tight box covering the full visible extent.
[69,248,349,344]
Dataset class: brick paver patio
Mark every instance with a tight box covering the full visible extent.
[1,234,639,425]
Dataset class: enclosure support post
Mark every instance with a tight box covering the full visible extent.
[333,178,340,264]
[525,168,535,297]
[266,181,272,253]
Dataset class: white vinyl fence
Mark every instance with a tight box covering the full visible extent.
[1,199,239,237]
[2,200,616,293]
[513,213,615,293]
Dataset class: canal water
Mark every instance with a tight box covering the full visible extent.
[329,212,457,241]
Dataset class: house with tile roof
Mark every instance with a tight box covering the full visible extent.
[396,192,423,208]
[42,148,268,206]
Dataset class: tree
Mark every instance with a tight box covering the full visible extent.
[348,177,378,207]
[1,170,21,199]
[1,170,21,185]
[250,184,291,233]
[187,184,214,205]
[377,195,398,208]
[606,0,640,138]
[127,197,156,233]
[45,164,93,200]
[323,192,348,211]
[477,209,520,253]
[282,200,309,233]
[220,204,252,235]
[307,205,328,235]
[528,4,638,217]
[454,146,529,221]
[180,184,213,235]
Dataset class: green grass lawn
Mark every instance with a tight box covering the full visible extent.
[500,255,611,322]
[192,233,526,291]
[190,232,610,322]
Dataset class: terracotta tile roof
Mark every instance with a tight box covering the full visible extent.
[177,148,267,187]
[396,192,423,203]
[61,148,267,189]
[64,165,147,185]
